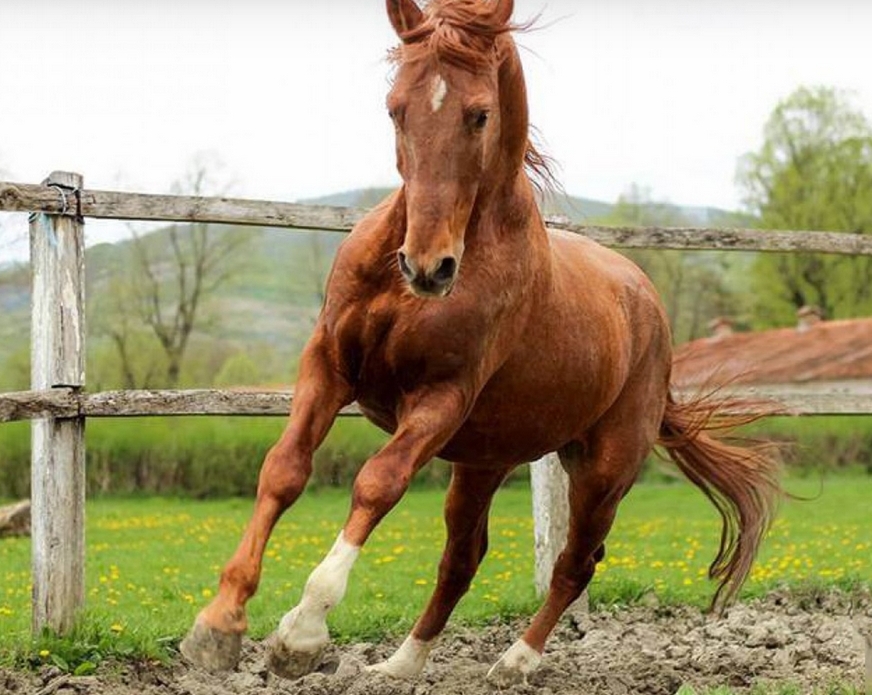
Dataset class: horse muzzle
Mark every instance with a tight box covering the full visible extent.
[397,250,458,298]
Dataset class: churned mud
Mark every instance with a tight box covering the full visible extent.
[2,590,869,695]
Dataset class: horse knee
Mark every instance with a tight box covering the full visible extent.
[351,461,410,517]
[258,443,311,507]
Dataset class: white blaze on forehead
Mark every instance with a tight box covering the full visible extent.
[430,75,448,112]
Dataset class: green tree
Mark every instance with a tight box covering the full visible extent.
[214,351,262,387]
[737,86,872,326]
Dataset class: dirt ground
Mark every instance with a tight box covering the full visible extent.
[3,590,869,695]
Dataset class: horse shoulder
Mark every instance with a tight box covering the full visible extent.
[543,230,670,369]
[327,192,403,293]
[548,231,660,309]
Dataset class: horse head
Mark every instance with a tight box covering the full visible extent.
[386,0,525,298]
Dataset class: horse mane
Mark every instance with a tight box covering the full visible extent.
[390,0,559,194]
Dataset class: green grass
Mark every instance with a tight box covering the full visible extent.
[0,475,870,670]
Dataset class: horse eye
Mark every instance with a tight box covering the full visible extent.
[471,110,489,131]
[388,107,405,129]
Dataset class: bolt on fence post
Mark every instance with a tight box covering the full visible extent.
[29,171,86,635]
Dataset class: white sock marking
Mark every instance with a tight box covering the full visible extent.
[368,635,433,679]
[430,75,448,112]
[277,532,360,652]
[487,638,542,684]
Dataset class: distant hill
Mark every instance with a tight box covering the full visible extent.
[300,188,739,226]
[0,188,746,387]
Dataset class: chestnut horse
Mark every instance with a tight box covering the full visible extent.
[181,0,780,684]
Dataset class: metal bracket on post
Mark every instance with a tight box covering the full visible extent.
[30,171,86,635]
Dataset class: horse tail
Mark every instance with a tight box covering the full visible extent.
[658,391,783,611]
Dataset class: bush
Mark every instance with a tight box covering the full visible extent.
[0,417,391,499]
[0,415,869,500]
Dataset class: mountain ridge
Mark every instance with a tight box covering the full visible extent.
[0,188,746,388]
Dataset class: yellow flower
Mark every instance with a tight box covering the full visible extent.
[110,623,124,633]
[39,649,50,657]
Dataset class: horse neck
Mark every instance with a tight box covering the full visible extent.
[473,170,546,250]
[471,40,544,242]
[494,38,530,192]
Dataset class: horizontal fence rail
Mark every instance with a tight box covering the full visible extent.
[3,384,872,423]
[3,172,872,636]
[4,179,872,255]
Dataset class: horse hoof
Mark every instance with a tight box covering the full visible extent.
[486,639,541,687]
[367,660,409,679]
[366,635,431,680]
[265,632,327,680]
[179,621,242,672]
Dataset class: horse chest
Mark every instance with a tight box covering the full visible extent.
[338,297,472,421]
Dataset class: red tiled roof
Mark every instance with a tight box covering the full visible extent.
[672,317,872,387]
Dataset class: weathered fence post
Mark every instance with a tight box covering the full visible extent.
[29,171,86,634]
[531,453,588,613]
[531,453,568,595]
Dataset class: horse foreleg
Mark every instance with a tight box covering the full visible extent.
[180,342,351,672]
[369,463,507,679]
[267,387,468,679]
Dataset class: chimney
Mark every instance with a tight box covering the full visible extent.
[796,305,823,332]
[707,317,733,339]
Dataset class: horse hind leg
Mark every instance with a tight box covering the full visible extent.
[369,463,507,678]
[488,401,662,685]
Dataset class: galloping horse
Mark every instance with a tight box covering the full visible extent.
[182,0,780,683]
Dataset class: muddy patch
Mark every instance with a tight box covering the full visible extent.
[3,591,869,695]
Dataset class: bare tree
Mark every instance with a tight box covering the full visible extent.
[99,154,252,387]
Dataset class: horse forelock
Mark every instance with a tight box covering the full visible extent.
[390,0,516,72]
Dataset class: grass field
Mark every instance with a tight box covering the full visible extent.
[0,475,869,671]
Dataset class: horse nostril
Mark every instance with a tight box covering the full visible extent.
[432,256,457,285]
[397,250,414,280]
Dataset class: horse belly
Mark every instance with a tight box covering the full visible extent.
[439,297,640,465]
[439,374,607,466]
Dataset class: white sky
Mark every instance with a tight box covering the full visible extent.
[2,0,872,261]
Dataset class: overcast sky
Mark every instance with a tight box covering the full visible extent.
[2,0,872,260]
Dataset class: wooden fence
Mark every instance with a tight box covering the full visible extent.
[2,172,872,633]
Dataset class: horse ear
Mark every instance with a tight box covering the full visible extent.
[493,0,514,27]
[387,0,425,38]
